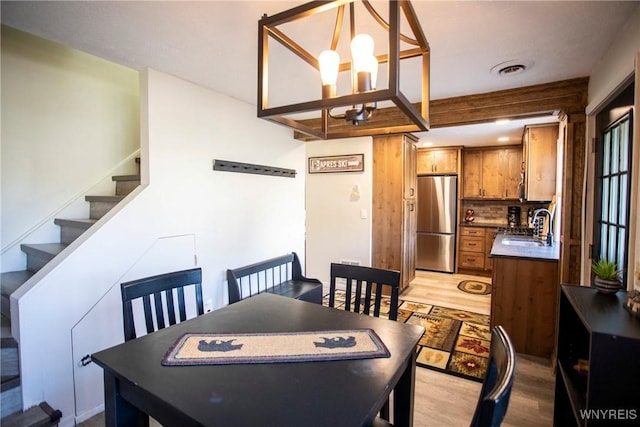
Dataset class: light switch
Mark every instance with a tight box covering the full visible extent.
[360,208,368,219]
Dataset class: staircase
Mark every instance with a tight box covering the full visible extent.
[0,166,140,425]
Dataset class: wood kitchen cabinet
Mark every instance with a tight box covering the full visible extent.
[462,146,522,199]
[491,256,559,358]
[416,148,459,175]
[484,227,497,271]
[458,225,495,275]
[372,134,417,290]
[523,124,558,201]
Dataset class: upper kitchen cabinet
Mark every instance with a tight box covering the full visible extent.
[462,146,522,199]
[416,147,460,175]
[372,134,417,290]
[523,124,559,201]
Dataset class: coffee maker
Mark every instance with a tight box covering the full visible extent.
[507,206,521,227]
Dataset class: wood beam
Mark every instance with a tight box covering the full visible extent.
[293,77,589,141]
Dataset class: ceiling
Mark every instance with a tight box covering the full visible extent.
[2,1,638,147]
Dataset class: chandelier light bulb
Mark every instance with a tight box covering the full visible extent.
[319,50,340,86]
[367,56,378,89]
[350,34,375,73]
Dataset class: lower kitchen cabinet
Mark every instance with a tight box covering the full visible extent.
[554,285,640,426]
[458,226,496,274]
[491,255,558,357]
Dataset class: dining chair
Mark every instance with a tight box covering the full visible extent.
[121,267,204,341]
[470,325,517,427]
[329,263,401,423]
[328,263,401,321]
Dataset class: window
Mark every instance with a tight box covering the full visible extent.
[593,82,634,285]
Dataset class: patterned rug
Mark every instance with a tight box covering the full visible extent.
[457,279,491,295]
[324,292,491,382]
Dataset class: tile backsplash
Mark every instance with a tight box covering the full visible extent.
[461,200,547,226]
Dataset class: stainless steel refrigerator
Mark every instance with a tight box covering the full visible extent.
[416,175,457,273]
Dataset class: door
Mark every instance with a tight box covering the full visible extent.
[463,151,482,197]
[482,149,505,198]
[416,176,457,272]
[416,233,456,272]
[417,176,457,233]
[593,82,634,285]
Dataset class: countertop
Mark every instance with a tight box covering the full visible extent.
[490,233,560,261]
[460,222,504,228]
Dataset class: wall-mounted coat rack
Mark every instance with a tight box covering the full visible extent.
[213,159,296,178]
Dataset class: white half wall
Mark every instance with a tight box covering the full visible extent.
[13,68,306,426]
[305,137,373,285]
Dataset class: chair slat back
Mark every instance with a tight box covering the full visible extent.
[470,325,517,427]
[329,263,400,321]
[227,254,295,302]
[121,268,204,341]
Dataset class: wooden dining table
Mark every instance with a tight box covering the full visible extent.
[91,293,425,427]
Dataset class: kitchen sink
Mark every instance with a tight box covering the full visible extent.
[501,237,546,247]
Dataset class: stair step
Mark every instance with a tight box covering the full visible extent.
[1,401,61,426]
[1,337,19,379]
[112,174,141,196]
[1,271,35,318]
[85,195,124,220]
[53,218,97,244]
[112,174,140,181]
[1,314,11,338]
[1,271,34,297]
[20,244,67,273]
[0,375,22,419]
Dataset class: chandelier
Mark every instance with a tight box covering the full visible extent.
[258,0,430,140]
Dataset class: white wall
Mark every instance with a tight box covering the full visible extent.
[583,5,640,286]
[305,138,373,285]
[0,25,140,271]
[13,68,306,426]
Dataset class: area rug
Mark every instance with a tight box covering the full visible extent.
[324,292,491,382]
[457,279,491,295]
[162,329,389,366]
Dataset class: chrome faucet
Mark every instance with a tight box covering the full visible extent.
[533,208,553,246]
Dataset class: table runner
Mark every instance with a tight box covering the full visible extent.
[162,329,389,366]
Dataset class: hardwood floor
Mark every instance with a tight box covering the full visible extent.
[407,269,555,427]
[79,269,555,426]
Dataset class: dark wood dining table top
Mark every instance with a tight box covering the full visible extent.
[92,293,425,426]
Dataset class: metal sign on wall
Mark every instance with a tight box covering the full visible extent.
[308,154,364,173]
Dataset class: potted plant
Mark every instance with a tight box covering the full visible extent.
[591,259,622,294]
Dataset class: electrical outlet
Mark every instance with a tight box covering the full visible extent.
[205,299,213,313]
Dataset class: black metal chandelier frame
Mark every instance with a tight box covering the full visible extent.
[257,0,430,140]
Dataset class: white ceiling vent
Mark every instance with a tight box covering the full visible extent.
[491,60,533,76]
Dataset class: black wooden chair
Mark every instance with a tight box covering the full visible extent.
[328,263,401,321]
[121,267,204,341]
[329,263,401,423]
[470,325,517,427]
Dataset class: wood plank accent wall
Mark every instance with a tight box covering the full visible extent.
[560,112,586,284]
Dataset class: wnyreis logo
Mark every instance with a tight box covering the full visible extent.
[579,409,637,421]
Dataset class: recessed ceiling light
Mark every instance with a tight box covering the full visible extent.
[495,119,511,125]
[498,136,509,142]
[490,60,533,77]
